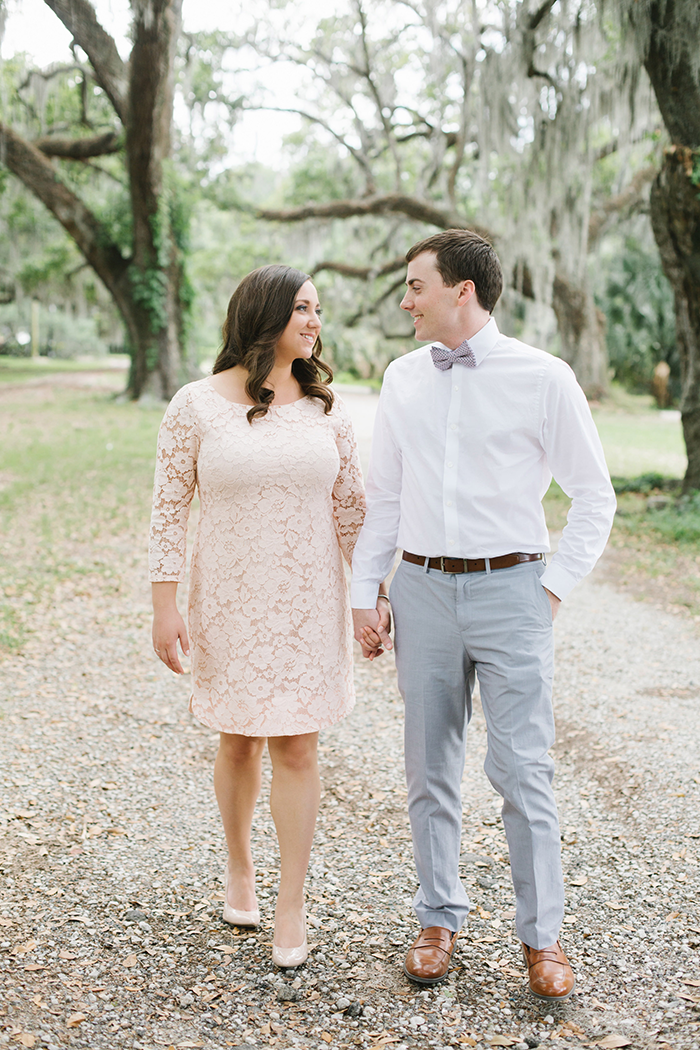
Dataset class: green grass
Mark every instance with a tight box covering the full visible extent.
[0,385,163,652]
[0,354,130,383]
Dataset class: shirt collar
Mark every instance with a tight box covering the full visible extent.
[430,316,500,367]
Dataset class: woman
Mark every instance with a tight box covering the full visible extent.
[149,264,388,967]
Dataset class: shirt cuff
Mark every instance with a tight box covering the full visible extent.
[350,581,381,609]
[539,562,577,602]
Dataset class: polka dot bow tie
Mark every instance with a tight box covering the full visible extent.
[430,339,477,370]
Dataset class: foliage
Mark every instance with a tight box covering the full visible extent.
[645,491,700,543]
[595,232,678,396]
[611,473,680,494]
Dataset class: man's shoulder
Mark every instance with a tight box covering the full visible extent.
[383,345,432,380]
[494,335,575,380]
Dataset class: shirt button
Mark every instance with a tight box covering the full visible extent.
[454,385,458,391]
[447,461,453,467]
[451,424,457,431]
[446,500,452,506]
[448,540,455,546]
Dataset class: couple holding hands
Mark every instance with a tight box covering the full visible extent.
[149,230,615,998]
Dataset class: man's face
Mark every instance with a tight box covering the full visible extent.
[400,252,463,344]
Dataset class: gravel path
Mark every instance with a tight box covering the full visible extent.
[2,391,700,1050]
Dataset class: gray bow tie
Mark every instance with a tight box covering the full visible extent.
[430,339,476,370]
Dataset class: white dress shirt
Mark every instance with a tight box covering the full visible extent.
[350,317,616,607]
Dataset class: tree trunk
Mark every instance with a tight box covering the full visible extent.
[638,0,700,491]
[551,273,609,399]
[649,151,700,492]
[124,0,186,400]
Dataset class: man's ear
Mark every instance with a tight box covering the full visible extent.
[457,279,476,305]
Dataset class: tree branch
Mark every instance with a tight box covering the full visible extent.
[311,257,406,279]
[34,131,122,159]
[256,193,494,241]
[42,0,128,123]
[588,165,657,246]
[529,0,558,32]
[0,122,128,299]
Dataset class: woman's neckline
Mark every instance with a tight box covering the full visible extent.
[205,377,307,408]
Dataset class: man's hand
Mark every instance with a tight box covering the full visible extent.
[544,587,561,621]
[353,603,393,660]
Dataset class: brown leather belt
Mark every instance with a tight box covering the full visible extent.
[402,551,543,574]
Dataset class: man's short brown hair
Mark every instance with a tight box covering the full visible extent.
[406,230,503,313]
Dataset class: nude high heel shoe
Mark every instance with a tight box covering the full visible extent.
[222,863,260,928]
[272,906,308,968]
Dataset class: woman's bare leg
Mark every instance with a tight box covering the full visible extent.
[267,732,320,948]
[214,732,266,911]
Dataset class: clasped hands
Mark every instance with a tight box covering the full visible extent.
[352,599,393,661]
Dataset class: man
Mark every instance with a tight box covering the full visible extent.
[351,230,616,999]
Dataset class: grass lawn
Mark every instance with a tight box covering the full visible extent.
[0,366,697,655]
[0,354,130,384]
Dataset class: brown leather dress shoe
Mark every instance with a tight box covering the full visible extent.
[522,940,576,1000]
[404,926,458,985]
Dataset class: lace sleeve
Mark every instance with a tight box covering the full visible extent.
[331,396,367,566]
[148,387,199,582]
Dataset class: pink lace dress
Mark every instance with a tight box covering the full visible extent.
[149,379,366,736]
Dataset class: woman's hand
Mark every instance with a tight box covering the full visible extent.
[152,582,190,674]
[355,593,392,661]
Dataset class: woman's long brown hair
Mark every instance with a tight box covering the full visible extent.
[212,265,334,423]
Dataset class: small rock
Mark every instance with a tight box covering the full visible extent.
[336,996,351,1010]
[525,1038,540,1049]
[276,986,300,1002]
[345,1001,363,1017]
[178,993,194,1007]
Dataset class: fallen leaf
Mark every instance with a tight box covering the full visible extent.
[677,992,700,1003]
[23,964,45,972]
[208,944,236,954]
[59,950,77,960]
[0,917,13,927]
[18,1035,36,1048]
[321,1035,333,1044]
[595,1037,630,1049]
[176,1043,205,1048]
[683,979,700,987]
[258,1023,271,1036]
[13,940,37,955]
[66,1013,86,1028]
[603,902,627,911]
[121,954,138,967]
[569,876,588,886]
[458,1039,477,1047]
[489,1038,520,1047]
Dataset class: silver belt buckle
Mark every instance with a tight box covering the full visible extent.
[440,556,466,573]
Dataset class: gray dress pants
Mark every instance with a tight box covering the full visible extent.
[390,557,564,949]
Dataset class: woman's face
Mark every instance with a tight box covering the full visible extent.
[275,279,322,367]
